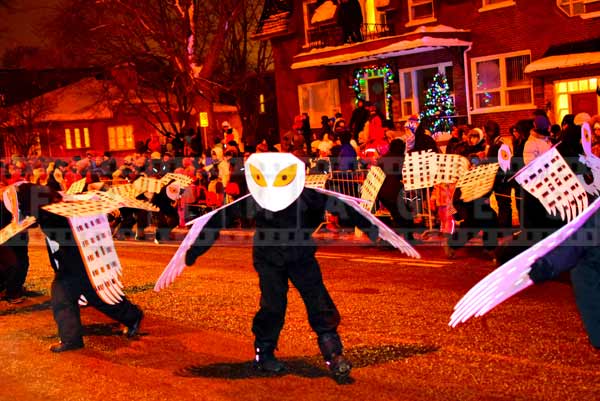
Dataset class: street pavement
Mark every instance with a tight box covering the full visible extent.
[1,229,599,401]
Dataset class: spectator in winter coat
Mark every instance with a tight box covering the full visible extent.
[523,115,552,165]
[349,99,370,142]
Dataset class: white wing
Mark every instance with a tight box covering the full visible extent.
[582,122,592,158]
[456,163,499,202]
[0,216,37,245]
[513,148,587,222]
[450,194,600,327]
[66,178,87,195]
[577,154,600,196]
[68,214,124,305]
[498,144,512,173]
[154,193,252,292]
[312,187,420,259]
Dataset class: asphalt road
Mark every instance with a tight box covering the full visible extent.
[1,231,599,401]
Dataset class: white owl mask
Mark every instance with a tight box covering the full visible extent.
[244,153,306,212]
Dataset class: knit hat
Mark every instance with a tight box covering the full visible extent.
[533,115,550,135]
[404,114,419,134]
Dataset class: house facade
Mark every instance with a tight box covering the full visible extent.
[254,0,600,134]
[1,76,246,159]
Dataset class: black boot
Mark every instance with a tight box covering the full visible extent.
[253,342,285,373]
[318,332,352,379]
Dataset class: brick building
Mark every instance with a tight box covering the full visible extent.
[1,76,244,159]
[254,0,600,135]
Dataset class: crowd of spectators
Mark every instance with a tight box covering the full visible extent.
[2,107,599,252]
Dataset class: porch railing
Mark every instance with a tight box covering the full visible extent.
[306,22,394,50]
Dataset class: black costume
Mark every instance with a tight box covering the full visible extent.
[32,185,143,351]
[152,182,180,243]
[528,209,600,347]
[0,184,30,302]
[185,188,379,377]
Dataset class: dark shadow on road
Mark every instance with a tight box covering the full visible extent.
[82,322,123,336]
[178,343,439,382]
[0,300,51,316]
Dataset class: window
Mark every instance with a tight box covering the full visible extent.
[64,127,91,149]
[407,0,435,26]
[399,63,453,119]
[471,51,532,111]
[259,94,266,114]
[303,0,386,47]
[555,77,600,124]
[107,125,134,150]
[298,79,340,128]
[479,0,516,12]
[557,0,600,17]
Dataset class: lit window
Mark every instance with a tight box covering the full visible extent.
[108,125,135,150]
[471,51,532,111]
[65,128,72,149]
[259,94,266,114]
[407,0,435,25]
[65,127,90,149]
[298,79,340,128]
[399,63,453,119]
[83,128,90,148]
[303,0,386,47]
[74,128,82,148]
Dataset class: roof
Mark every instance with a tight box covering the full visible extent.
[291,36,471,69]
[524,52,600,74]
[38,77,114,122]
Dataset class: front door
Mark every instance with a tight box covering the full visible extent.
[571,92,598,116]
[367,77,385,117]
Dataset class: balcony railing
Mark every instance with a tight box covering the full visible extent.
[306,22,394,50]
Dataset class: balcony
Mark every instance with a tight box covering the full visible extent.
[306,22,394,50]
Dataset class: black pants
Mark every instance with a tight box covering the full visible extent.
[155,212,178,241]
[449,198,499,251]
[1,234,29,297]
[571,262,600,348]
[251,252,340,347]
[51,271,141,346]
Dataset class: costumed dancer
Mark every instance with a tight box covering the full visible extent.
[152,180,181,244]
[450,139,600,347]
[33,185,144,352]
[0,182,34,303]
[155,153,419,381]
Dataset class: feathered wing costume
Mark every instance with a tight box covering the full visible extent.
[155,152,420,378]
[156,153,419,290]
[35,185,157,350]
[450,133,600,347]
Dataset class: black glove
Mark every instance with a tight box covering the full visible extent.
[528,258,555,284]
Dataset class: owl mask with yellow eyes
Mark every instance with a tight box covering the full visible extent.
[244,153,306,212]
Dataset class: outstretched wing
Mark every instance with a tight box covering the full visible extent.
[450,194,600,327]
[154,193,252,292]
[0,216,37,245]
[311,187,420,259]
[68,214,125,305]
[513,147,587,222]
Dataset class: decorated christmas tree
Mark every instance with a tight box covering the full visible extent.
[420,73,455,134]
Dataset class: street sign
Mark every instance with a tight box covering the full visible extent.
[199,112,209,127]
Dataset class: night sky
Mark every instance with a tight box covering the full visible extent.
[0,0,60,57]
